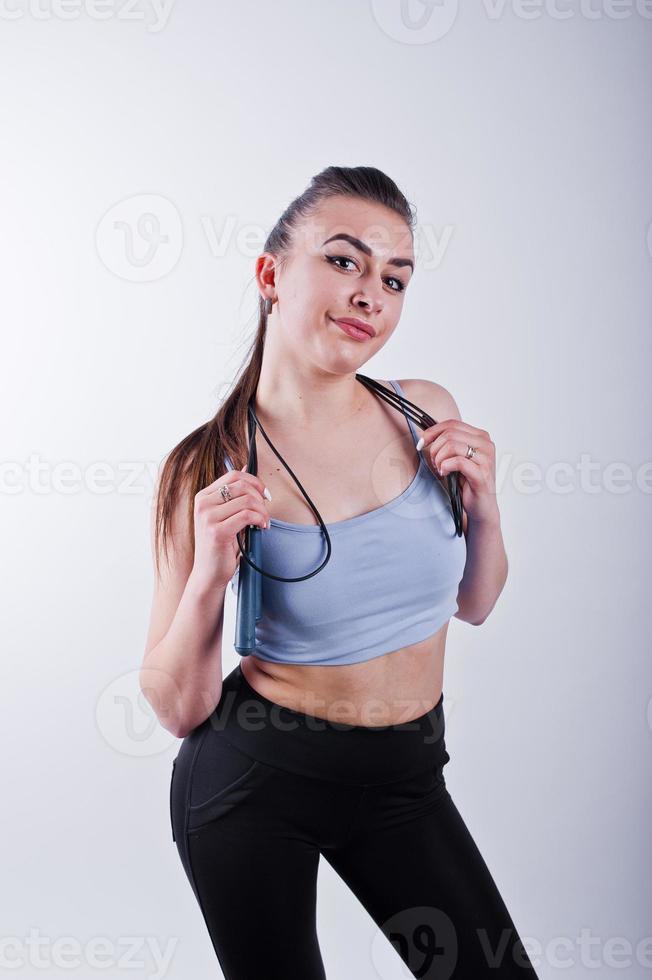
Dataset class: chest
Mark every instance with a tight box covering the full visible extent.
[254,399,424,528]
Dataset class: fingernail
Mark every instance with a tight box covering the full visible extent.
[263,486,273,501]
[416,437,424,451]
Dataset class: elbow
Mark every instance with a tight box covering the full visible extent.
[455,611,487,626]
[173,702,221,740]
[455,581,506,627]
[138,666,189,739]
[172,722,193,740]
[467,602,495,626]
[139,661,223,739]
[453,601,487,626]
[168,685,224,739]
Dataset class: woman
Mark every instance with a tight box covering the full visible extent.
[140,166,539,979]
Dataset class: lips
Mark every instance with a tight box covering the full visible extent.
[331,317,376,338]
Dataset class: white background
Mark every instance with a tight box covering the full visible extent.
[1,1,651,978]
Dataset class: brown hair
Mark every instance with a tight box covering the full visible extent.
[153,165,417,579]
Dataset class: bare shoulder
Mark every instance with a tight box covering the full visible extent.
[396,378,462,423]
[396,379,468,536]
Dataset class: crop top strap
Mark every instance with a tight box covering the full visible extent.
[389,379,421,450]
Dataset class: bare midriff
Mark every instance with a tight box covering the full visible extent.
[240,622,449,727]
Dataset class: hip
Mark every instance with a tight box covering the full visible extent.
[170,660,451,848]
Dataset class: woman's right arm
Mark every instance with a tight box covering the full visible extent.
[139,464,270,739]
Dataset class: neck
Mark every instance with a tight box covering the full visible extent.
[253,367,369,429]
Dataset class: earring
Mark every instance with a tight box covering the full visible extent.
[264,297,273,316]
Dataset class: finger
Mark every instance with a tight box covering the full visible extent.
[416,421,487,452]
[237,465,273,500]
[439,454,483,480]
[433,441,482,475]
[422,431,490,464]
[211,499,269,533]
[210,491,271,528]
[202,466,271,501]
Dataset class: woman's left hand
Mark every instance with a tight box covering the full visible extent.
[416,420,499,526]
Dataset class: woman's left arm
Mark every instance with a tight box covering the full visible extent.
[405,379,508,627]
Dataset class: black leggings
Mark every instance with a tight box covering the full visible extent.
[169,663,539,979]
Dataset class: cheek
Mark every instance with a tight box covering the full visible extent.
[285,304,329,345]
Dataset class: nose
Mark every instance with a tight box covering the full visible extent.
[351,288,384,316]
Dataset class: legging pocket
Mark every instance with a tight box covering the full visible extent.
[186,733,272,833]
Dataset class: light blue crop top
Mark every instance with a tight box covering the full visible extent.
[225,380,467,666]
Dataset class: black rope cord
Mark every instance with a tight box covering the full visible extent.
[233,374,464,582]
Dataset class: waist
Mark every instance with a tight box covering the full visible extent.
[243,629,447,724]
[204,663,449,785]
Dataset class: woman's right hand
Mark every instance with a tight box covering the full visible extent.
[191,466,272,590]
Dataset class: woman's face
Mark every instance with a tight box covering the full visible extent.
[265,195,415,370]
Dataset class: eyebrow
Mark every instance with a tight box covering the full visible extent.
[321,233,414,273]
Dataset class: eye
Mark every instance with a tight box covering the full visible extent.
[385,275,406,293]
[324,254,406,293]
[326,254,357,273]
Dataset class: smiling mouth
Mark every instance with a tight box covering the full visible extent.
[330,317,376,341]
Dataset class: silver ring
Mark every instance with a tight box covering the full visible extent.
[219,484,232,502]
[465,445,478,459]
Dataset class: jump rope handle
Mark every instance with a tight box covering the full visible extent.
[234,412,264,656]
[233,524,263,655]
